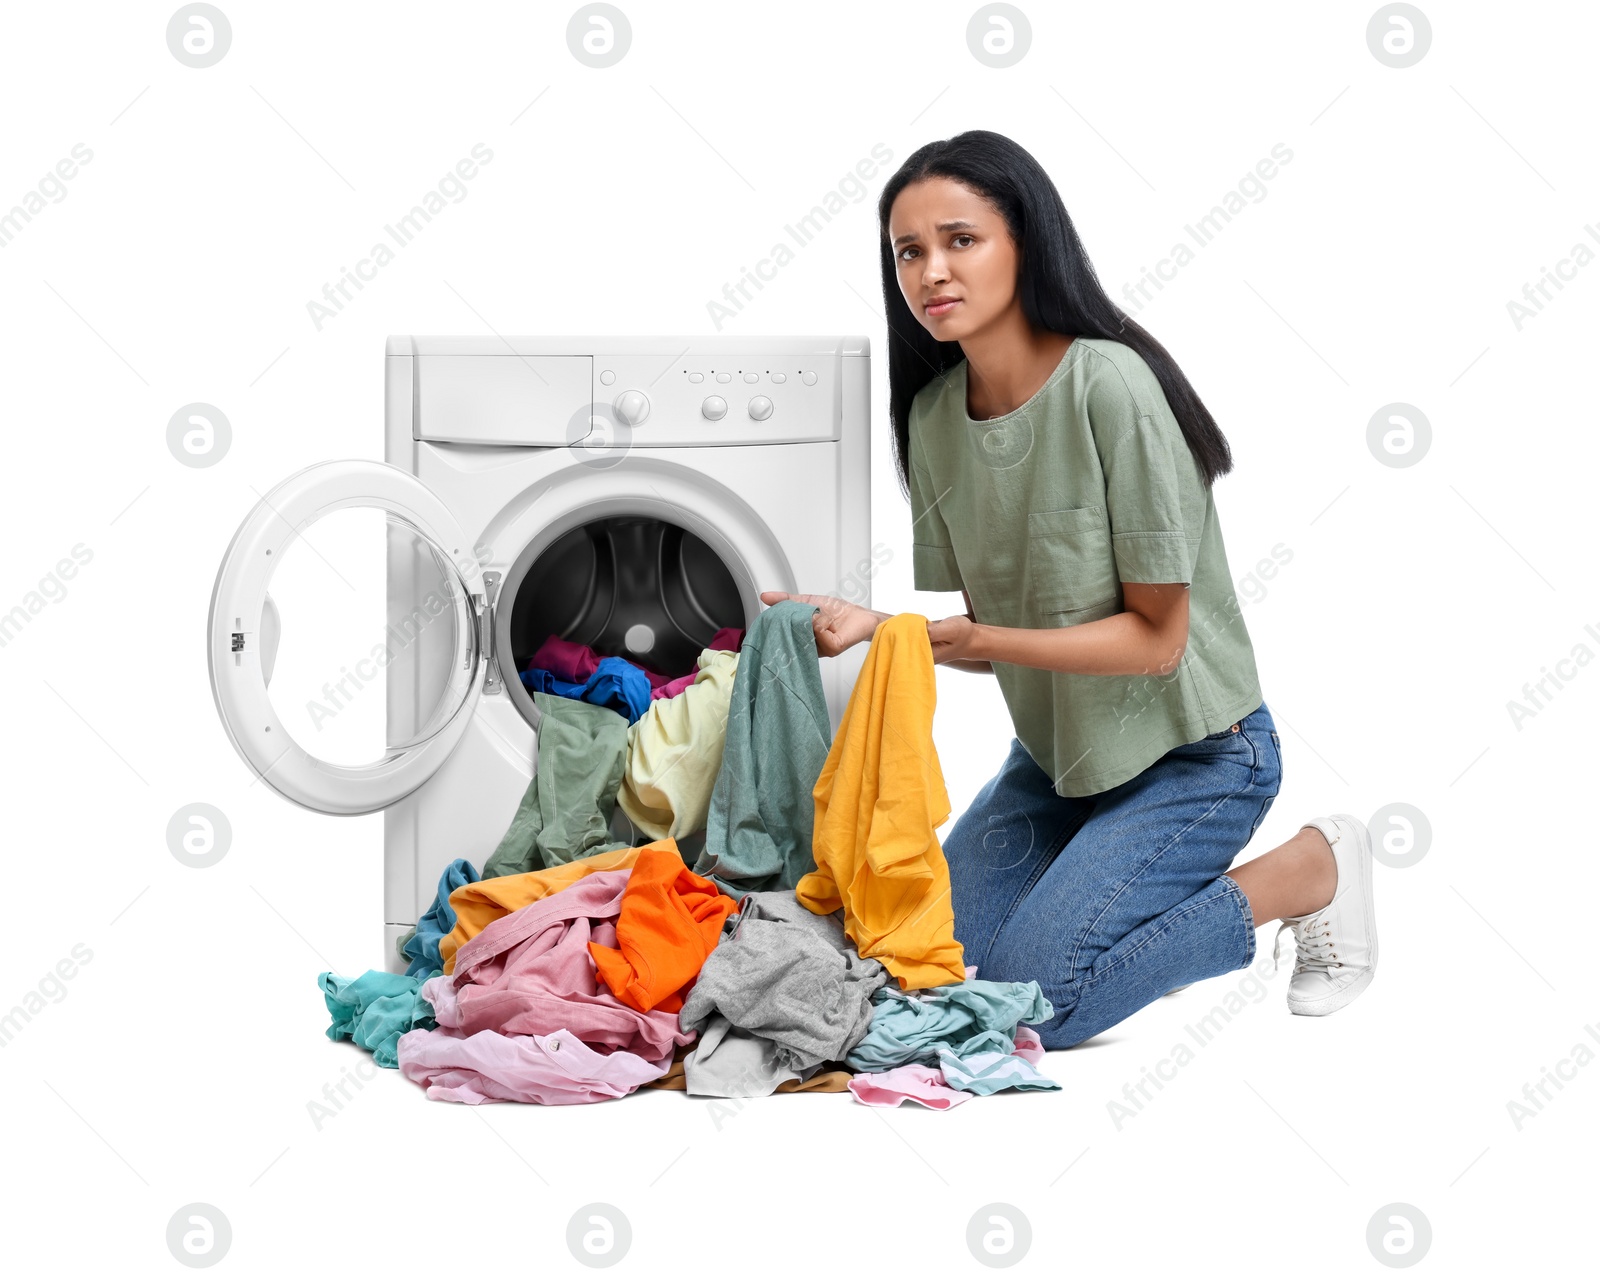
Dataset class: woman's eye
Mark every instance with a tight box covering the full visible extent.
[897,246,920,262]
[952,234,974,248]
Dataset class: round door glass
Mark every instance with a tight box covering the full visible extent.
[500,514,745,731]
[260,506,479,766]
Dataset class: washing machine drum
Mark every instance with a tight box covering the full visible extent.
[507,515,745,683]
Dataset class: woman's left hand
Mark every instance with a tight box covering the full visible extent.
[926,613,978,664]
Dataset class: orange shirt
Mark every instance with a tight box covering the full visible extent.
[589,844,739,1013]
[794,613,967,990]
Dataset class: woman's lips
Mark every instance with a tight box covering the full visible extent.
[926,298,960,317]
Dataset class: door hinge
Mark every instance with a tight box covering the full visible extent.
[481,571,502,695]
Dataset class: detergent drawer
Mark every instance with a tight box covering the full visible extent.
[415,354,593,445]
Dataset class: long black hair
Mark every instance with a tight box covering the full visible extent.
[878,130,1234,498]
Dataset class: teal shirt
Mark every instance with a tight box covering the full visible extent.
[907,338,1263,796]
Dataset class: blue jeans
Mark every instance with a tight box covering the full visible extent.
[946,703,1282,1049]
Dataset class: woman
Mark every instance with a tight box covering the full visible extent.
[761,130,1377,1049]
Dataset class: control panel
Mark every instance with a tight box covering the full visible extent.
[590,354,838,446]
[403,338,861,447]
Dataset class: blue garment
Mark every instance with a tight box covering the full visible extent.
[947,702,1282,1050]
[402,857,479,977]
[844,979,1055,1072]
[318,969,438,1069]
[519,655,651,724]
[937,1033,1061,1095]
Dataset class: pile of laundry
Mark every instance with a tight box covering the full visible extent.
[317,600,1061,1108]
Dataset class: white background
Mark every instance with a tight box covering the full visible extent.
[3,1,1594,1268]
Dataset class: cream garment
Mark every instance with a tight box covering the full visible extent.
[617,648,739,840]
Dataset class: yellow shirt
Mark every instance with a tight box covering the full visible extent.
[794,613,967,990]
[617,649,740,840]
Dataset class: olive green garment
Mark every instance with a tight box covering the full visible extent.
[480,691,635,879]
[908,337,1263,797]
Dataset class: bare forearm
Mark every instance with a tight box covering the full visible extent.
[967,611,1184,677]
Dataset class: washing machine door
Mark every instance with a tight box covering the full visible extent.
[207,459,486,816]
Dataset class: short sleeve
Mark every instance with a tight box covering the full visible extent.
[1090,353,1206,586]
[908,423,964,592]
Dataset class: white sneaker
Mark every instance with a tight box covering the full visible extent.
[1273,814,1378,1017]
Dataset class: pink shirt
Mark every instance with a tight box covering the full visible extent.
[429,868,692,1064]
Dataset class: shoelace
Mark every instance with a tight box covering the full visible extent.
[1273,917,1342,975]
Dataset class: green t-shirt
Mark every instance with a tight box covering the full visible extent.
[908,337,1263,796]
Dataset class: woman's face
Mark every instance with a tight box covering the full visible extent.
[888,176,1019,342]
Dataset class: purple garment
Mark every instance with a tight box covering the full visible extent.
[531,633,684,691]
[396,1026,672,1105]
[428,868,692,1065]
[531,632,744,700]
[529,633,600,683]
[650,670,698,701]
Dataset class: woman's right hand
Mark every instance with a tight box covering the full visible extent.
[759,590,883,658]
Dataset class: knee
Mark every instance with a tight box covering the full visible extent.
[1027,1001,1099,1051]
[979,924,1082,1006]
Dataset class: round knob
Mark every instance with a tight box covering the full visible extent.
[613,390,650,427]
[701,395,728,421]
[801,370,818,386]
[748,395,774,421]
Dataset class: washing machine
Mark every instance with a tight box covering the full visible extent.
[208,335,872,971]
